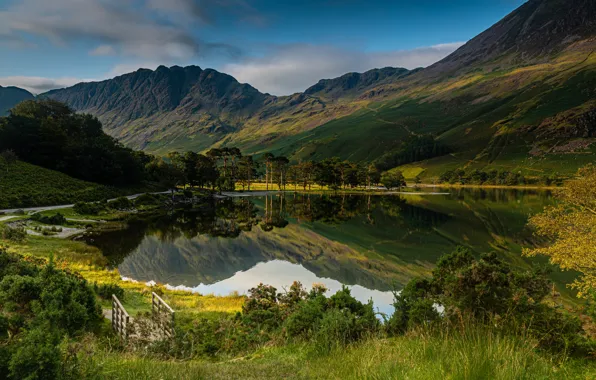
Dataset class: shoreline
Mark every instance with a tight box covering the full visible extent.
[1,184,560,214]
[414,184,562,190]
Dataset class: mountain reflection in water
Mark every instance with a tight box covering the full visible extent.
[83,190,563,312]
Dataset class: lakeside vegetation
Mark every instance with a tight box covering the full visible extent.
[1,236,595,379]
[0,184,595,378]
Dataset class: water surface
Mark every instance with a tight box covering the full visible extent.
[84,189,567,316]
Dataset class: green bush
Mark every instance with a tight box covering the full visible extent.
[1,225,27,243]
[107,197,134,211]
[386,278,439,335]
[389,247,594,356]
[31,213,66,225]
[284,296,326,339]
[93,282,124,300]
[134,193,161,207]
[73,201,106,215]
[8,327,61,380]
[0,249,102,379]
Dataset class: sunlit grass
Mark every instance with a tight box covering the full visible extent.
[89,327,596,379]
[1,234,244,317]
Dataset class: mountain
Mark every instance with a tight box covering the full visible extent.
[0,86,34,115]
[305,67,415,100]
[45,0,596,177]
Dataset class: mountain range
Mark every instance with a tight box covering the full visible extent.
[10,0,596,178]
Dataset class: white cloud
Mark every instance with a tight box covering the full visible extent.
[224,42,465,95]
[0,0,244,61]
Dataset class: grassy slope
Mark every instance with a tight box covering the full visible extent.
[204,46,596,180]
[0,161,123,209]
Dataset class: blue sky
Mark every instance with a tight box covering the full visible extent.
[0,0,526,95]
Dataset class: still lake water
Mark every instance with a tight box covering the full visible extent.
[84,189,567,316]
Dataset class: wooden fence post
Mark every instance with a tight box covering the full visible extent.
[151,292,175,338]
[112,294,130,340]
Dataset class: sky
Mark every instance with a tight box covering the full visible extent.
[0,0,526,95]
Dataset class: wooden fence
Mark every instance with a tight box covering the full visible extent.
[152,292,175,338]
[112,294,130,340]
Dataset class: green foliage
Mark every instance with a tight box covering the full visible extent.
[134,193,161,207]
[107,197,133,211]
[389,247,594,356]
[8,327,62,380]
[437,168,564,186]
[31,212,66,225]
[0,249,102,379]
[381,170,407,189]
[73,201,107,216]
[386,278,439,335]
[92,282,124,300]
[1,225,27,243]
[375,134,450,172]
[0,99,144,186]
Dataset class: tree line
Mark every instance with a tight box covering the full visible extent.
[0,99,145,186]
[438,169,566,186]
[149,149,412,192]
[0,99,412,194]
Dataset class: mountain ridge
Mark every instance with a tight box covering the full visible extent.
[42,0,596,177]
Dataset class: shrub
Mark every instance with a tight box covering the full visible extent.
[1,225,27,243]
[93,282,124,300]
[8,327,62,380]
[390,247,594,356]
[134,193,161,207]
[31,212,66,225]
[73,201,106,215]
[107,197,134,211]
[0,249,103,379]
[284,296,326,339]
[387,278,439,335]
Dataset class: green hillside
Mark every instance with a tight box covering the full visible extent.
[0,160,121,209]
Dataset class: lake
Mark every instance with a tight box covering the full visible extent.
[83,189,570,316]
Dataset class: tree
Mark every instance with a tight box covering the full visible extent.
[315,158,341,190]
[263,153,275,191]
[524,164,596,298]
[366,164,381,188]
[196,154,219,189]
[182,151,200,188]
[0,99,144,186]
[273,156,290,190]
[0,150,17,173]
[414,175,422,187]
[238,156,257,191]
[146,157,184,198]
[229,147,242,181]
[381,170,406,190]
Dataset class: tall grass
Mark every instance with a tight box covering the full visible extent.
[302,327,582,380]
[89,327,594,379]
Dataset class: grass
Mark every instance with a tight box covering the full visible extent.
[87,327,596,379]
[0,160,123,209]
[1,231,244,317]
